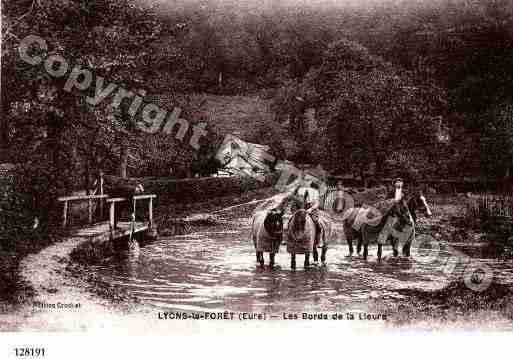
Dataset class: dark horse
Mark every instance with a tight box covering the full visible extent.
[343,199,413,261]
[251,208,284,268]
[394,191,432,257]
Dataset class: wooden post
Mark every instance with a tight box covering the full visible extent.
[120,140,128,178]
[99,171,104,220]
[109,201,116,230]
[133,197,136,221]
[149,197,153,229]
[62,200,68,228]
[88,198,93,224]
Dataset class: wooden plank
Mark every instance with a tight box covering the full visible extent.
[133,194,157,200]
[58,194,108,202]
[67,221,148,241]
[106,197,127,203]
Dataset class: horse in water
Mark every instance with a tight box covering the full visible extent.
[251,208,284,268]
[344,189,432,261]
[395,191,432,257]
[285,197,333,269]
[286,208,316,269]
[343,199,413,261]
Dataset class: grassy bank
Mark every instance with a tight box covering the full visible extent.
[382,281,513,327]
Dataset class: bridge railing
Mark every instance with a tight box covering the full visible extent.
[105,197,126,231]
[132,194,156,230]
[57,194,109,228]
[58,192,157,234]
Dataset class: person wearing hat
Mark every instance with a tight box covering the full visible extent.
[390,178,405,202]
[333,180,351,214]
[295,181,323,255]
[383,177,414,241]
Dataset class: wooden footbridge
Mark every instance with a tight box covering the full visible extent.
[57,192,157,243]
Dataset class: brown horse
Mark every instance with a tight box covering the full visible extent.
[343,199,413,261]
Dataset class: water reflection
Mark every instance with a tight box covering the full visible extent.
[87,225,513,313]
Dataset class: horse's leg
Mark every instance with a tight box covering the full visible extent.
[321,247,327,264]
[269,252,275,269]
[347,237,354,257]
[361,228,368,260]
[291,252,296,270]
[377,244,383,262]
[304,252,310,268]
[403,241,411,257]
[257,251,264,267]
[313,246,319,263]
[393,241,399,257]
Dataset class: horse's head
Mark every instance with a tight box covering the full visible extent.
[264,208,284,237]
[407,191,432,222]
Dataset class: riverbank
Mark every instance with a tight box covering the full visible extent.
[0,234,141,331]
[384,281,513,329]
[376,194,513,329]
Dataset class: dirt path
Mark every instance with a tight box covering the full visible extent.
[1,236,137,331]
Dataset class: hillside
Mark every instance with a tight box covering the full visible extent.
[151,93,296,157]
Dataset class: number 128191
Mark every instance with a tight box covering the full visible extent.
[14,348,45,357]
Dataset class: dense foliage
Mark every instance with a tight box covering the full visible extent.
[2,0,513,234]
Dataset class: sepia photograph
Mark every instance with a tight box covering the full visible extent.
[1,0,513,353]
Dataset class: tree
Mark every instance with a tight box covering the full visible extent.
[306,39,447,180]
[1,0,162,227]
[481,102,513,180]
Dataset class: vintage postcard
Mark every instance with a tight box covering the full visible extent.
[1,0,513,356]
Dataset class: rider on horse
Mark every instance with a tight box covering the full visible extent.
[386,177,414,233]
[390,177,405,202]
[285,179,327,250]
[262,174,325,244]
[333,180,350,214]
